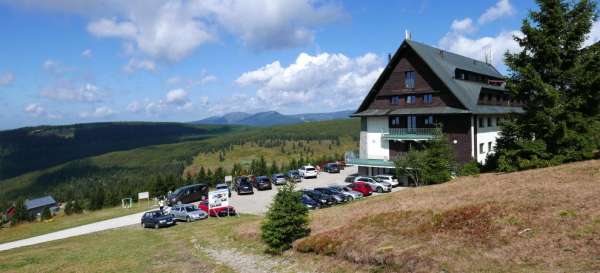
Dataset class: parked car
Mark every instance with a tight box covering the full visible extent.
[271,173,287,185]
[286,170,302,183]
[252,176,273,190]
[373,175,399,187]
[347,182,373,196]
[314,187,349,203]
[215,183,232,197]
[323,163,340,173]
[167,184,209,206]
[344,173,359,183]
[141,210,176,229]
[234,176,254,195]
[302,189,336,206]
[170,204,208,222]
[328,185,363,200]
[301,194,321,209]
[298,165,318,179]
[354,176,392,193]
[198,199,237,217]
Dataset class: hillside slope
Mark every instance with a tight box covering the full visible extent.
[193,110,353,126]
[291,160,600,272]
[0,122,237,180]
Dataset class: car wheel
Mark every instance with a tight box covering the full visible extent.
[186,216,191,223]
[377,187,383,193]
[141,222,145,228]
[154,223,159,229]
[349,196,354,201]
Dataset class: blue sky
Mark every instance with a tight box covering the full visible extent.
[0,0,597,130]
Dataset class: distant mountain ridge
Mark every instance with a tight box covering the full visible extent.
[192,110,354,126]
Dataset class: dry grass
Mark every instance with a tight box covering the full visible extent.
[289,160,600,272]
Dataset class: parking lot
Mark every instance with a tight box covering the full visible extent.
[228,165,405,214]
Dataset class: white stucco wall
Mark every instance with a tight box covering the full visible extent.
[476,116,501,163]
[361,117,390,160]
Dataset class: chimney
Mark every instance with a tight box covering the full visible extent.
[405,29,411,40]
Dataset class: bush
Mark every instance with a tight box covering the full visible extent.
[72,200,83,214]
[64,201,73,215]
[458,161,480,176]
[41,207,52,220]
[395,134,455,186]
[261,183,310,254]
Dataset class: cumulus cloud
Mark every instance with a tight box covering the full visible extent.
[81,49,93,58]
[127,88,200,115]
[165,89,189,105]
[41,82,105,102]
[451,18,475,34]
[24,103,45,116]
[166,70,218,87]
[0,72,15,86]
[478,0,514,24]
[235,51,383,110]
[80,106,116,118]
[123,58,156,73]
[8,1,344,62]
[439,30,522,68]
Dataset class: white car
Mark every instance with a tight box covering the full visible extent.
[374,175,399,187]
[354,176,392,193]
[298,165,318,179]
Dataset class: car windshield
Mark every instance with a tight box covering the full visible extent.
[185,206,198,212]
[216,185,227,189]
[259,177,269,182]
[152,211,164,217]
[306,168,315,171]
[289,171,299,175]
[275,174,284,178]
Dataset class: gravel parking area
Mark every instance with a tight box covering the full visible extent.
[229,165,405,214]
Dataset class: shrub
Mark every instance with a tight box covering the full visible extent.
[64,201,73,215]
[72,200,83,214]
[261,183,310,254]
[41,207,52,220]
[458,161,480,176]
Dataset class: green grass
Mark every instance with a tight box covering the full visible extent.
[0,204,149,244]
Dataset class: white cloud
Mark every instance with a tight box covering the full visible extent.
[235,52,383,109]
[478,0,514,24]
[87,18,137,38]
[439,30,522,68]
[0,72,15,86]
[584,20,600,47]
[451,18,475,34]
[81,49,93,58]
[123,58,156,73]
[80,106,116,118]
[165,89,189,105]
[127,100,144,113]
[24,103,45,116]
[41,82,105,102]
[166,70,218,87]
[128,88,199,115]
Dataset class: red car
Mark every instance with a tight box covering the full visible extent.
[348,182,373,196]
[198,199,237,217]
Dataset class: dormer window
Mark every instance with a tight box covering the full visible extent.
[405,71,416,88]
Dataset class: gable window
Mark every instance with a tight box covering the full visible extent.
[405,71,416,89]
[406,95,416,104]
[424,115,434,125]
[423,94,433,104]
[407,115,417,128]
[390,96,401,105]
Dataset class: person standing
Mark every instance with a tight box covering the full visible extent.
[158,197,165,213]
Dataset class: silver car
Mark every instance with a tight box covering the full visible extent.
[329,185,363,200]
[170,204,208,222]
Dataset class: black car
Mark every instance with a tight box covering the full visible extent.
[323,163,340,173]
[167,184,208,206]
[234,176,254,195]
[141,210,176,229]
[314,187,348,203]
[253,176,272,190]
[286,170,302,183]
[302,189,335,207]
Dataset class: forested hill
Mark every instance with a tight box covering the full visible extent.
[0,122,239,180]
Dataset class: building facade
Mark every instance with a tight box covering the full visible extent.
[349,40,523,176]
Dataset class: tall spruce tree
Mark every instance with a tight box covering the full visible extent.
[491,0,599,171]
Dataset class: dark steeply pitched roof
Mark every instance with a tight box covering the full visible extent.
[355,40,520,114]
[25,196,57,210]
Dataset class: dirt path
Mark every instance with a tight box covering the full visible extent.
[190,237,309,273]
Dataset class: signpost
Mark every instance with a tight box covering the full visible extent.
[138,191,150,208]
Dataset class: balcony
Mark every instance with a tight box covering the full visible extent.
[382,128,441,141]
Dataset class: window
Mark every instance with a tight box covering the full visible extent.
[390,96,401,105]
[405,71,416,88]
[488,141,493,151]
[407,115,417,128]
[487,117,493,127]
[390,116,401,126]
[424,115,434,125]
[423,94,433,104]
[406,95,416,104]
[478,117,485,128]
[479,143,485,154]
